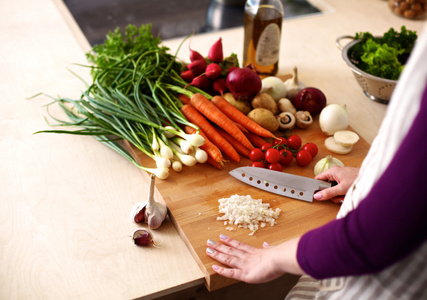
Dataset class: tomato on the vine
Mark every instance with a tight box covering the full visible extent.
[251,161,266,168]
[302,142,318,158]
[279,149,293,165]
[249,148,264,162]
[296,150,312,167]
[265,148,281,164]
[268,162,282,172]
[260,142,272,152]
[287,135,302,150]
[272,137,287,147]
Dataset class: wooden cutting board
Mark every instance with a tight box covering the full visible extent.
[125,115,370,291]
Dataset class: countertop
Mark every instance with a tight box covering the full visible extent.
[0,0,425,299]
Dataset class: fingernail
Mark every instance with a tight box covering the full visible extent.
[212,265,219,271]
[206,247,214,254]
[263,241,270,247]
[207,239,215,246]
[313,192,322,200]
[220,234,227,240]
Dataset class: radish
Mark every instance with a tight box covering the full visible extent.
[189,74,212,90]
[226,64,262,101]
[212,78,227,95]
[180,70,195,82]
[205,63,222,80]
[189,48,205,62]
[187,59,206,76]
[208,37,223,63]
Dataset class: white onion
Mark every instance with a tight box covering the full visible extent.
[183,133,205,147]
[261,76,288,102]
[154,156,171,169]
[314,155,344,176]
[319,104,349,136]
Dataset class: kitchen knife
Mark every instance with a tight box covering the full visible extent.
[229,166,336,202]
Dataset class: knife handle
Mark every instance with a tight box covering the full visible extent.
[319,181,338,189]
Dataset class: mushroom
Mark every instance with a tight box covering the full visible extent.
[295,111,313,128]
[276,112,296,130]
[277,98,297,114]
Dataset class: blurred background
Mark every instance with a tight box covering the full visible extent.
[64,0,321,46]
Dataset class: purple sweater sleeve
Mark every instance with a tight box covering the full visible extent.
[297,83,427,279]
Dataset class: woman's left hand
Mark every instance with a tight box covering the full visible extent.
[206,234,304,284]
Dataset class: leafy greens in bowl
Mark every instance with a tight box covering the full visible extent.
[348,26,418,80]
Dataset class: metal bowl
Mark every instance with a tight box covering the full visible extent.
[336,35,398,104]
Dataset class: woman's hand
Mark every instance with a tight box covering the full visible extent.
[314,166,360,203]
[206,235,304,284]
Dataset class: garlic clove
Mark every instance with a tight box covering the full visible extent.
[130,201,148,223]
[132,229,154,246]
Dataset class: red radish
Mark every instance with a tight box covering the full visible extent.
[189,48,205,62]
[212,78,227,95]
[226,65,262,101]
[189,75,212,90]
[205,63,222,80]
[293,87,327,116]
[187,59,206,76]
[208,37,223,63]
[180,70,195,82]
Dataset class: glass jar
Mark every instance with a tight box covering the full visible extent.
[388,0,426,19]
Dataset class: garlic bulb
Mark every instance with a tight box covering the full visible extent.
[314,155,344,176]
[284,67,305,100]
[130,174,168,229]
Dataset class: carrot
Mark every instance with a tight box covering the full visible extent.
[178,94,190,104]
[244,131,268,148]
[184,126,223,163]
[181,104,240,162]
[190,93,254,150]
[211,95,276,138]
[216,127,250,158]
[235,122,248,133]
[207,156,223,170]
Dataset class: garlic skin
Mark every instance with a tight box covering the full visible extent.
[283,67,305,100]
[130,174,168,229]
[314,155,344,176]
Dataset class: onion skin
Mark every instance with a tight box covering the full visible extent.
[293,87,326,116]
[226,65,262,101]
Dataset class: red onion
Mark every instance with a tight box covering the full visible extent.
[226,65,262,101]
[293,87,327,116]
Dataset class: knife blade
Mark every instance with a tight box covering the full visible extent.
[229,166,335,202]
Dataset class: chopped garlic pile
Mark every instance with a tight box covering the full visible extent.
[217,194,281,234]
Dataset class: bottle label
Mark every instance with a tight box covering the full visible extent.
[255,23,281,66]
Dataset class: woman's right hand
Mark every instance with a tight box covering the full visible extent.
[314,166,360,203]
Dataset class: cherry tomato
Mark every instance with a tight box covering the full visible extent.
[287,135,302,150]
[251,161,266,168]
[272,137,287,147]
[249,148,264,162]
[302,143,318,158]
[296,150,312,167]
[279,149,293,165]
[268,162,282,172]
[260,142,272,152]
[265,148,281,164]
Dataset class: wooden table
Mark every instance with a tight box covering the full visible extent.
[1,0,425,298]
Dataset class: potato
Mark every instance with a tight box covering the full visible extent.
[222,93,252,115]
[251,93,279,115]
[247,108,279,132]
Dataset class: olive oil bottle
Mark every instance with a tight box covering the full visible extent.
[243,0,284,76]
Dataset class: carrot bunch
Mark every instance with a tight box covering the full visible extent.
[180,93,274,169]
